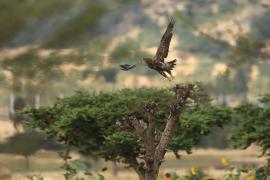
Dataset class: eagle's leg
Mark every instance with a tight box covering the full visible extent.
[165,70,174,80]
[158,71,171,81]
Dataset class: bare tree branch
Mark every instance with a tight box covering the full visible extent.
[144,101,158,174]
[117,84,195,180]
[154,84,194,168]
[118,116,147,138]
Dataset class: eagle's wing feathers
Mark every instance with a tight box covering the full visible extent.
[154,18,175,62]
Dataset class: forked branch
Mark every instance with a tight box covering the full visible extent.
[118,84,195,180]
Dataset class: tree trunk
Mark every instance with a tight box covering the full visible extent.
[145,166,159,180]
[9,94,15,114]
[136,170,145,180]
[127,157,145,180]
[120,84,194,180]
[25,156,30,169]
[35,94,40,108]
[111,162,118,176]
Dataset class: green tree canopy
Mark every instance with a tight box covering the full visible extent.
[231,94,270,178]
[24,85,231,179]
[231,94,270,160]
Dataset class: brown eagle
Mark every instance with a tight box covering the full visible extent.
[120,18,176,80]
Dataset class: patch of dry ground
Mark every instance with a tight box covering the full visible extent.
[0,147,266,180]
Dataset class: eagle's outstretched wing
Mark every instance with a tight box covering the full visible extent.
[154,18,175,62]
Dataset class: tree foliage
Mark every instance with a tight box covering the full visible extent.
[231,94,270,179]
[24,85,231,179]
[231,94,270,161]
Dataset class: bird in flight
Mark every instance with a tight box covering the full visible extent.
[120,18,176,80]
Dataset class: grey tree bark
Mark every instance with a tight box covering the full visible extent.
[119,84,194,180]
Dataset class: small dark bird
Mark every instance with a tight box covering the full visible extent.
[120,64,136,71]
[120,18,177,80]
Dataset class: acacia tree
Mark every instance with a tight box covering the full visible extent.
[24,83,231,180]
[0,131,61,169]
[231,94,270,179]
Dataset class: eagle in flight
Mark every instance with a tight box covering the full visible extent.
[120,18,176,80]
